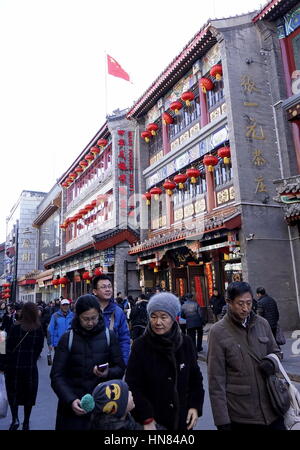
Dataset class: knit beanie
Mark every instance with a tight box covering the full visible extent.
[147,292,181,321]
[92,379,129,418]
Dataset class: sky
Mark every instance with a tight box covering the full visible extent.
[0,0,266,243]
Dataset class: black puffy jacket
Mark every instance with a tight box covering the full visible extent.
[50,317,125,430]
[257,295,279,329]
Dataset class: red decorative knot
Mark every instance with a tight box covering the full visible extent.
[90,146,100,155]
[146,123,159,136]
[217,146,231,164]
[97,138,108,147]
[186,167,200,184]
[141,131,152,143]
[203,154,219,172]
[173,173,188,189]
[162,112,174,125]
[163,180,176,196]
[143,192,152,205]
[200,77,214,93]
[210,64,223,81]
[181,91,195,106]
[170,100,183,114]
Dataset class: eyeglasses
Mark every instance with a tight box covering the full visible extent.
[97,285,112,290]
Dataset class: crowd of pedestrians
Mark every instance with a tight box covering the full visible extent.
[0,278,290,431]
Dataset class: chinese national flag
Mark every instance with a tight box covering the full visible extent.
[107,54,130,82]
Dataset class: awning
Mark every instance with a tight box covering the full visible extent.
[18,279,36,286]
[35,268,54,282]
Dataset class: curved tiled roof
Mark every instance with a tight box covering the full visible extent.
[253,0,299,22]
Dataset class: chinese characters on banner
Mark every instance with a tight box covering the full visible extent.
[205,263,214,299]
[241,75,268,197]
[117,130,135,220]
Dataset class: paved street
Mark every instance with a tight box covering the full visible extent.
[0,339,216,431]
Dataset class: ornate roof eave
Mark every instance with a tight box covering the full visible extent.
[129,212,241,255]
[127,24,217,120]
[252,0,299,23]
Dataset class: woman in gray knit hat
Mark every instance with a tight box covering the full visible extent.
[125,292,204,431]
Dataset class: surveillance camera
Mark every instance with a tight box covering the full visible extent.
[246,233,255,241]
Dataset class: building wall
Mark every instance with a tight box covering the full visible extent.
[218,15,300,328]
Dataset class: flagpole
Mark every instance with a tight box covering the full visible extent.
[104,50,108,117]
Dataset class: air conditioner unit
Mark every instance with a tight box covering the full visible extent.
[157,98,163,109]
[192,61,200,75]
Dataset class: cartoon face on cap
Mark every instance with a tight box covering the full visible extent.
[102,383,121,414]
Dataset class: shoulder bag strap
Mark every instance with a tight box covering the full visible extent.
[105,327,110,348]
[266,353,292,385]
[68,329,73,352]
[109,311,115,331]
[12,331,29,352]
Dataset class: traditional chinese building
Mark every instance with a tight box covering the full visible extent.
[128,10,300,328]
[252,0,300,327]
[42,109,140,300]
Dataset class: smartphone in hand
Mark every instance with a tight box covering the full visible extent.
[97,362,109,371]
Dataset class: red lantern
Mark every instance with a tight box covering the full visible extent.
[200,77,214,93]
[210,64,223,81]
[97,138,108,148]
[85,153,95,163]
[60,223,67,231]
[61,182,69,188]
[143,192,152,205]
[59,277,69,288]
[3,288,10,294]
[146,123,159,136]
[170,101,183,114]
[162,112,174,125]
[69,172,78,180]
[149,187,163,200]
[186,167,201,184]
[181,91,195,106]
[217,146,231,164]
[94,267,103,276]
[141,131,152,143]
[79,160,88,168]
[75,166,83,173]
[51,279,60,289]
[2,283,11,288]
[82,271,92,284]
[85,204,94,212]
[90,146,100,156]
[174,173,188,189]
[203,154,219,172]
[91,199,97,208]
[163,179,176,196]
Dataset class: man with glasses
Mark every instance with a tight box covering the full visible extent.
[92,275,130,365]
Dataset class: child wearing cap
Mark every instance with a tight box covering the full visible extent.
[90,379,142,430]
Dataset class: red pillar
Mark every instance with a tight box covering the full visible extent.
[198,80,209,128]
[162,122,170,155]
[205,167,216,212]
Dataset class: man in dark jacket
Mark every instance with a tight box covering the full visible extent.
[181,293,203,352]
[256,287,279,338]
[129,294,148,340]
[92,275,130,365]
[208,281,284,430]
[209,288,225,322]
